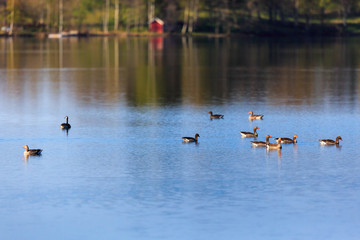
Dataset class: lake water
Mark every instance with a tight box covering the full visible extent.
[0,36,359,240]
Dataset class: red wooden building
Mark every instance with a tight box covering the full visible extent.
[149,18,164,33]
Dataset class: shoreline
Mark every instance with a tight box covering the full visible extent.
[2,23,360,39]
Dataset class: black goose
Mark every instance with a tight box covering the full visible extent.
[208,111,224,119]
[182,133,200,143]
[60,116,71,129]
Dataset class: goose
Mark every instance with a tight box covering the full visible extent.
[60,116,71,129]
[266,138,282,150]
[241,126,259,138]
[319,136,342,145]
[208,111,224,119]
[251,135,271,147]
[248,111,264,120]
[182,133,200,143]
[22,145,42,156]
[275,134,298,144]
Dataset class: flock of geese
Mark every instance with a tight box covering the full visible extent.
[23,112,342,156]
[182,111,343,149]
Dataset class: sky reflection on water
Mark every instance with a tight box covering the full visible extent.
[0,37,359,240]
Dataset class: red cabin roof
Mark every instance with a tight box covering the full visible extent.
[149,18,164,33]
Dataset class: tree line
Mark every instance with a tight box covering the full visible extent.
[1,0,360,35]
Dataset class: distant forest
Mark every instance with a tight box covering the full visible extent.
[1,0,360,36]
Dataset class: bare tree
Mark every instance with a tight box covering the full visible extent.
[293,0,299,26]
[340,0,349,27]
[114,0,119,31]
[46,0,51,32]
[125,1,130,33]
[59,0,63,33]
[188,0,194,33]
[181,0,190,34]
[148,0,155,23]
[9,0,15,35]
[103,0,110,33]
[222,0,230,34]
[135,0,140,32]
[182,0,199,34]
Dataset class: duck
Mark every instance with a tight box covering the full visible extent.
[208,111,224,119]
[251,135,271,147]
[275,134,298,144]
[22,145,43,156]
[248,111,264,120]
[60,116,71,129]
[319,136,342,145]
[266,138,282,150]
[240,126,259,138]
[182,133,200,143]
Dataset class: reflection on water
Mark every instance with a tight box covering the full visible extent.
[0,37,360,240]
[0,37,358,107]
[61,128,70,136]
[23,153,42,161]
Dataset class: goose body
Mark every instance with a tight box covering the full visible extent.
[22,145,42,156]
[208,111,224,119]
[275,134,298,144]
[266,138,282,150]
[319,136,342,145]
[182,133,200,143]
[60,116,71,129]
[248,111,264,120]
[241,126,259,138]
[251,135,271,147]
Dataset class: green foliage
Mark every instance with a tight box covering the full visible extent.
[5,0,360,35]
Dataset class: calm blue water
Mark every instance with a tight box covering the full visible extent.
[0,37,360,239]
